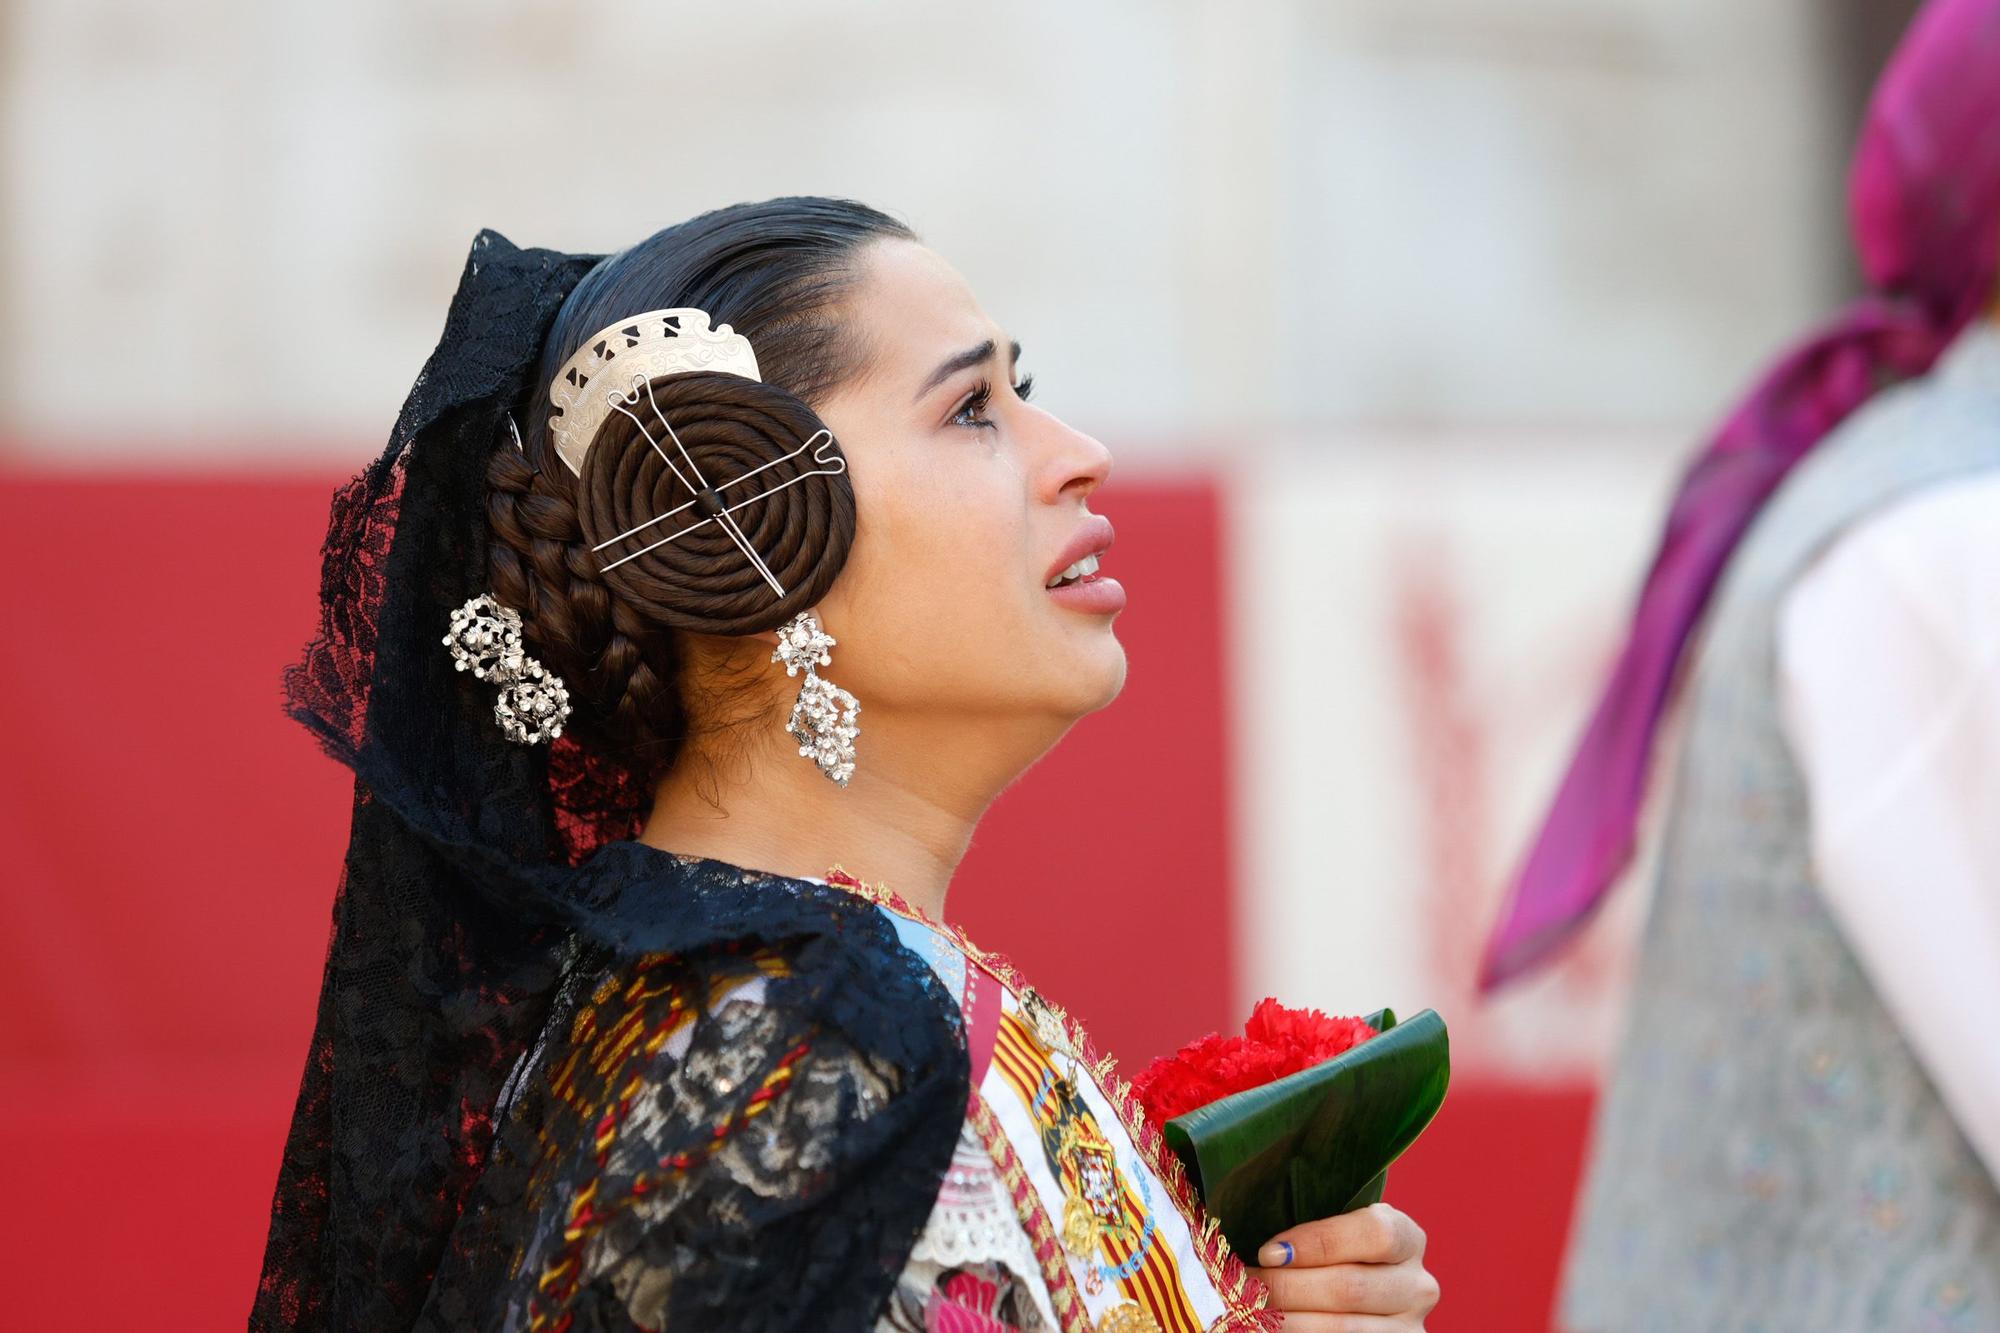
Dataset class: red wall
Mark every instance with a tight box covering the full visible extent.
[0,471,1590,1331]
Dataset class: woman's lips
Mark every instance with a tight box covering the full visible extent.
[1045,571,1126,614]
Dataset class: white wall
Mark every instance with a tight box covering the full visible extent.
[1,0,1840,463]
[1229,429,1685,1080]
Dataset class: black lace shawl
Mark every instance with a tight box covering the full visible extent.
[252,231,968,1331]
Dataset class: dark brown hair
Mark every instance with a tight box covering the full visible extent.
[485,197,915,785]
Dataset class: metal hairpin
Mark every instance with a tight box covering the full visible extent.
[589,373,847,595]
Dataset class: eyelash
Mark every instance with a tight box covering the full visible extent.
[952,373,1036,430]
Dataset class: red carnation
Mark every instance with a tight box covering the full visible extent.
[1133,1000,1378,1134]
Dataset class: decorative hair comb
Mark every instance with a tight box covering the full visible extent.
[546,309,761,476]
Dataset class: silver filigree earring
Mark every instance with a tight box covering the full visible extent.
[444,593,573,744]
[772,608,860,785]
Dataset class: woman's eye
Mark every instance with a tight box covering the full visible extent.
[951,373,1034,429]
[952,384,996,429]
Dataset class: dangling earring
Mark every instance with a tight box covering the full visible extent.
[772,608,860,786]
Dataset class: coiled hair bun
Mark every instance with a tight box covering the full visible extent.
[577,371,856,637]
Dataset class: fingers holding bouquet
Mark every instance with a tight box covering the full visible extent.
[1250,1202,1440,1329]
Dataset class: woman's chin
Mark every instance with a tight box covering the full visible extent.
[1052,636,1128,716]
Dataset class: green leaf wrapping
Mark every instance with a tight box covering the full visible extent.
[1160,1008,1450,1260]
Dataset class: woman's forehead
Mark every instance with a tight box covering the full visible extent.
[847,239,1004,389]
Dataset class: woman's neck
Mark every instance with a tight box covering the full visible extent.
[639,704,1069,921]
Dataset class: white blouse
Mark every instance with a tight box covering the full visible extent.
[1777,468,2000,1184]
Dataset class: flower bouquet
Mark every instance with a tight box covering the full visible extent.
[1133,1000,1450,1261]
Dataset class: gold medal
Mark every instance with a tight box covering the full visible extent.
[1063,1194,1102,1255]
[1096,1303,1163,1333]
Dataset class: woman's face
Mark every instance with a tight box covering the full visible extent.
[809,238,1126,738]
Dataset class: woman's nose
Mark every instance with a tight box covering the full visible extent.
[1035,410,1114,502]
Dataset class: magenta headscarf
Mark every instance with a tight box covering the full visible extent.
[1480,0,2000,991]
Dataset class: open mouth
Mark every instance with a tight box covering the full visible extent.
[1045,552,1102,589]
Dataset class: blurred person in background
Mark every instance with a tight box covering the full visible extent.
[249,200,1440,1331]
[1480,0,2000,1326]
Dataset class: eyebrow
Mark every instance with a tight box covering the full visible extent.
[914,338,1022,403]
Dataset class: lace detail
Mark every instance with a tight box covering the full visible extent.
[547,735,651,867]
[908,1119,1052,1284]
[282,446,408,761]
[253,231,611,1333]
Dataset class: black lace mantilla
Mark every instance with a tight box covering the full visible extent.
[252,231,968,1332]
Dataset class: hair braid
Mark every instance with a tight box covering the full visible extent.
[485,442,688,777]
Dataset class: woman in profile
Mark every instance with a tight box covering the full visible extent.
[250,198,1438,1332]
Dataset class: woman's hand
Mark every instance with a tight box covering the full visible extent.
[1248,1202,1439,1331]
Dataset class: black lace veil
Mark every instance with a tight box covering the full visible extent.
[253,230,619,1328]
